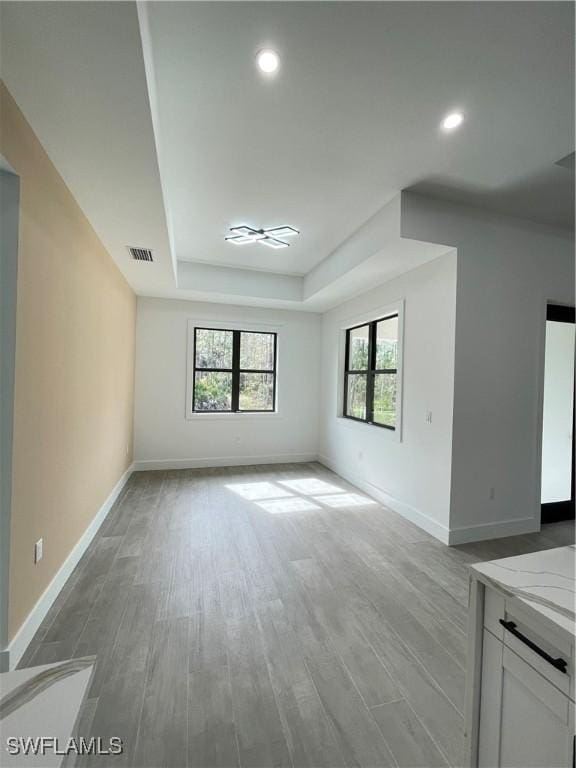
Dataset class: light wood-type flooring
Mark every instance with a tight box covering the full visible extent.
[19,463,575,768]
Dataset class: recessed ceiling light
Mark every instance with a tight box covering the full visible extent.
[441,112,464,131]
[257,49,280,74]
[225,225,299,248]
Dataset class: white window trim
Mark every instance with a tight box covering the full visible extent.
[336,298,405,442]
[185,317,283,420]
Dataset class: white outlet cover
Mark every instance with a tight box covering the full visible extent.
[34,538,43,563]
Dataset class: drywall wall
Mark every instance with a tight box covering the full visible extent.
[134,297,321,467]
[0,83,136,642]
[318,252,458,542]
[401,192,575,542]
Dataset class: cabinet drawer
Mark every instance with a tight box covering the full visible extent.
[501,614,572,698]
[483,586,574,699]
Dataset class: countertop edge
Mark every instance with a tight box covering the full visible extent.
[469,569,575,645]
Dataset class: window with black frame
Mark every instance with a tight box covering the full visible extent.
[193,327,277,412]
[344,314,398,429]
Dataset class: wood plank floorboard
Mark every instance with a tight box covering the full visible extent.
[18,462,574,767]
[370,699,449,768]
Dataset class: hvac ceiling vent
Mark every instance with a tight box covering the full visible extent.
[127,246,154,262]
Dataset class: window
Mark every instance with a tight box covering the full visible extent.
[344,314,398,429]
[192,327,277,412]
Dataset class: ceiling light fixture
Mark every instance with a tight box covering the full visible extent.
[441,111,464,131]
[260,237,289,250]
[256,49,280,74]
[225,225,299,249]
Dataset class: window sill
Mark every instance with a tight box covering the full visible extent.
[186,411,283,422]
[336,414,401,441]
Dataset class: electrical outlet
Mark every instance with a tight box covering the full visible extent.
[489,487,496,501]
[426,410,433,424]
[34,538,43,564]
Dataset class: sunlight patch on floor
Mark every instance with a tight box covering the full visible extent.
[226,478,375,514]
[256,497,321,514]
[225,481,292,500]
[278,478,345,496]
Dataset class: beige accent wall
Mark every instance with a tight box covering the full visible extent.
[0,82,136,641]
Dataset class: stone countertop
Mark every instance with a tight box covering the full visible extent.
[470,544,575,638]
[0,658,94,767]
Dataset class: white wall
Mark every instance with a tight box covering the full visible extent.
[134,196,574,546]
[402,192,575,543]
[319,252,458,543]
[541,320,575,503]
[134,297,321,468]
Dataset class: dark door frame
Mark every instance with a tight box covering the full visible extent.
[541,304,575,524]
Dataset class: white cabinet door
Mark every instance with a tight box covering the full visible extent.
[478,630,574,768]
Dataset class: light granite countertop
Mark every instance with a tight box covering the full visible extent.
[0,658,94,767]
[470,544,575,638]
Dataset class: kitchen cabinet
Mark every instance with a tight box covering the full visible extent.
[465,546,575,768]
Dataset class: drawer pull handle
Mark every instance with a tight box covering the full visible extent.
[499,619,567,674]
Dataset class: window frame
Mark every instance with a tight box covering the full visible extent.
[191,326,277,414]
[343,312,399,431]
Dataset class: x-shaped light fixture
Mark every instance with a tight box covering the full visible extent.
[225,225,300,249]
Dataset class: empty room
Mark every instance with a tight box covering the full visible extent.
[0,2,574,767]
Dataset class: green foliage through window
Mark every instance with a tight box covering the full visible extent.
[194,371,232,411]
[193,328,276,412]
[344,315,398,429]
[239,373,274,410]
[195,329,233,369]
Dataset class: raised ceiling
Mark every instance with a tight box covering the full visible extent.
[1,1,574,309]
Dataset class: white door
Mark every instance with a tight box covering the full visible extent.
[479,630,574,768]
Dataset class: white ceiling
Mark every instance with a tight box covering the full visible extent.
[0,1,176,296]
[145,0,574,275]
[1,1,574,309]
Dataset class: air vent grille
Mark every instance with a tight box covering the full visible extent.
[128,246,154,262]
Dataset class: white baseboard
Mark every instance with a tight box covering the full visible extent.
[5,464,134,670]
[132,453,318,471]
[448,516,539,545]
[318,454,451,544]
[318,455,543,547]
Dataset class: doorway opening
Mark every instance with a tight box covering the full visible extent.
[541,304,575,524]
